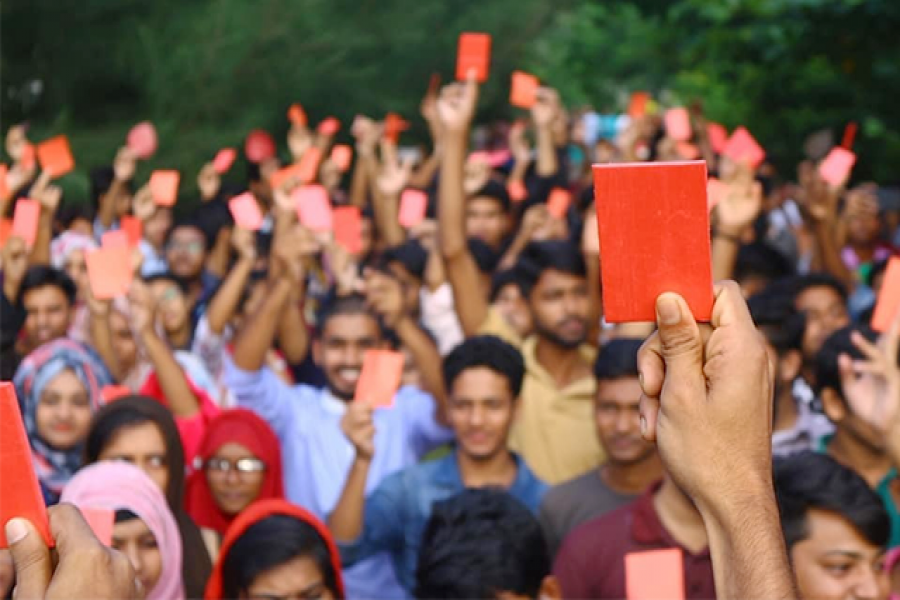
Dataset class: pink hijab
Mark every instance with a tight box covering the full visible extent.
[60,461,184,600]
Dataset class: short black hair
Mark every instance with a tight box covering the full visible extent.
[774,451,889,551]
[143,272,189,294]
[515,241,586,298]
[55,202,97,231]
[19,265,77,306]
[471,180,511,213]
[734,242,796,284]
[221,514,340,599]
[383,240,428,281]
[747,285,805,354]
[812,325,894,398]
[164,218,212,251]
[489,268,527,303]
[468,237,501,274]
[443,336,525,398]
[415,488,549,599]
[314,293,380,339]
[594,338,642,381]
[789,273,848,305]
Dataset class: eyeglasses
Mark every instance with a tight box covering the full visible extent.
[202,457,266,475]
[166,240,204,255]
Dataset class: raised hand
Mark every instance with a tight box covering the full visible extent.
[288,126,314,164]
[197,162,221,202]
[340,402,376,460]
[436,73,479,135]
[113,146,137,183]
[1,236,29,294]
[132,184,156,222]
[326,241,362,296]
[531,87,560,128]
[714,163,762,236]
[377,154,414,198]
[36,183,62,214]
[5,124,28,163]
[231,226,257,262]
[508,120,532,164]
[127,280,156,336]
[364,268,406,328]
[351,116,383,158]
[273,224,317,282]
[462,158,490,196]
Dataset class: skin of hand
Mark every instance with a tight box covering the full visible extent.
[363,268,406,329]
[197,162,221,201]
[114,147,137,183]
[340,401,376,460]
[2,236,30,298]
[714,163,763,236]
[231,227,257,262]
[132,185,156,222]
[5,125,28,162]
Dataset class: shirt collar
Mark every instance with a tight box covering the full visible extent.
[431,450,537,492]
[320,388,349,415]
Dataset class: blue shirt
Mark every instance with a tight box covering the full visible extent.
[223,356,453,600]
[338,451,548,596]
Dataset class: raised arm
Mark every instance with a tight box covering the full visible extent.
[206,227,256,335]
[28,172,58,267]
[532,88,560,178]
[711,165,762,281]
[328,402,375,541]
[98,147,136,230]
[348,117,382,209]
[372,141,410,248]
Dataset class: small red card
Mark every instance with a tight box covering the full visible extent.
[818,147,856,188]
[510,71,539,109]
[384,113,410,144]
[317,117,341,137]
[507,180,528,203]
[212,148,237,174]
[126,122,158,160]
[353,349,405,408]
[119,216,143,248]
[102,230,129,250]
[149,170,180,207]
[293,185,333,232]
[722,126,766,170]
[79,507,115,546]
[706,122,729,154]
[0,219,12,248]
[399,189,428,229]
[664,108,692,142]
[872,257,900,333]
[298,147,322,184]
[330,145,353,172]
[0,163,8,200]
[101,385,132,405]
[36,135,75,178]
[229,192,264,231]
[594,161,713,323]
[456,32,491,83]
[625,549,685,600]
[288,103,308,128]
[546,188,571,220]
[333,206,363,254]
[269,163,304,191]
[627,92,650,119]
[12,198,40,248]
[841,121,858,151]
[85,247,132,300]
[245,130,276,164]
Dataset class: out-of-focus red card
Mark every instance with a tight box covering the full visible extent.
[456,32,491,83]
[101,385,132,404]
[353,349,404,408]
[384,113,410,144]
[229,192,264,231]
[841,121,858,150]
[102,230,129,250]
[507,180,528,203]
[269,163,304,191]
[872,257,900,332]
[85,247,132,300]
[298,147,322,184]
[288,103,308,128]
[706,177,729,212]
[625,549,684,600]
[36,135,75,179]
[627,92,650,118]
[399,189,428,229]
[293,185,333,232]
[510,71,539,109]
[317,117,341,137]
[722,126,765,169]
[12,198,40,248]
[546,188,571,220]
[707,122,728,154]
[333,206,362,254]
[79,507,114,546]
[594,161,713,323]
[0,164,8,200]
[664,108,692,142]
[676,142,700,160]
[0,219,12,248]
[119,216,143,248]
[245,130,276,164]
[330,145,353,172]
[0,381,54,548]
[149,170,180,207]
[126,122,158,160]
[818,147,856,187]
[212,148,237,174]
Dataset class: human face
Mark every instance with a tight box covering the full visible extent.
[35,369,91,450]
[529,269,589,349]
[466,196,508,249]
[98,422,170,495]
[242,555,335,600]
[846,213,880,247]
[144,207,172,250]
[795,286,849,361]
[205,442,266,516]
[64,249,89,302]
[165,227,206,281]
[312,313,381,401]
[492,283,532,338]
[595,377,656,465]
[23,285,73,347]
[148,279,189,335]
[447,367,516,461]
[109,311,138,374]
[790,509,888,600]
[112,518,163,597]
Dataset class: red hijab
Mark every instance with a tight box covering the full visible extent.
[185,408,284,533]
[204,498,345,599]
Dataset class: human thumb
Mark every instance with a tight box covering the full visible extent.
[5,518,52,598]
[655,293,705,388]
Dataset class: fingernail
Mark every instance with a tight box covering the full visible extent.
[640,416,647,436]
[4,519,28,545]
[638,371,645,388]
[656,295,681,325]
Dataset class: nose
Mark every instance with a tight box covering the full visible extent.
[614,410,634,434]
[125,545,143,575]
[470,405,486,427]
[852,568,886,600]
[225,467,241,486]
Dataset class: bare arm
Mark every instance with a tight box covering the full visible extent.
[206,228,255,335]
[532,89,560,178]
[86,290,124,382]
[275,284,309,365]
[711,169,762,281]
[28,173,58,267]
[329,404,375,540]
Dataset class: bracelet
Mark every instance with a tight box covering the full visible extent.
[713,231,742,244]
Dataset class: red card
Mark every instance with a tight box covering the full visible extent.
[36,135,75,179]
[384,113,410,144]
[509,71,539,109]
[0,163,8,200]
[12,198,40,248]
[353,349,405,408]
[872,257,900,333]
[706,122,728,154]
[270,162,304,191]
[102,230,129,250]
[330,145,353,172]
[0,381,54,548]
[507,180,528,203]
[85,247,132,300]
[0,219,12,248]
[298,147,322,184]
[228,192,264,231]
[288,103,308,128]
[119,216,143,248]
[706,177,729,212]
[546,188,571,220]
[293,185,333,231]
[627,92,650,118]
[841,121,858,151]
[594,161,713,323]
[722,126,766,169]
[20,143,36,171]
[456,32,491,83]
[79,507,114,546]
[317,117,341,137]
[101,385,132,404]
[625,549,685,600]
[149,170,180,207]
[664,108,692,142]
[676,142,700,160]
[126,122,158,160]
[818,147,856,187]
[245,130,276,164]
[333,206,362,254]
[212,148,237,174]
[399,189,428,229]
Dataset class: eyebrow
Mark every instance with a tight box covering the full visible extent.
[820,551,865,560]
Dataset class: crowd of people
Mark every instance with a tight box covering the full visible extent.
[0,63,899,599]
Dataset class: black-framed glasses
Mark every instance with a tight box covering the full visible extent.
[203,457,266,475]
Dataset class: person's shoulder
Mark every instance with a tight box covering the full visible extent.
[564,499,635,548]
[542,470,597,505]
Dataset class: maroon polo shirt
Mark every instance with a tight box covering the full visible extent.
[552,482,716,599]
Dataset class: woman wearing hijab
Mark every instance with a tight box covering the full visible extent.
[205,498,345,600]
[12,338,113,503]
[61,461,185,600]
[84,395,213,599]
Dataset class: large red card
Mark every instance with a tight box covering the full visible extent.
[293,185,333,232]
[510,71,539,109]
[212,148,237,174]
[353,350,405,408]
[79,507,115,546]
[625,549,684,600]
[706,122,728,154]
[664,108,692,142]
[85,247,132,300]
[872,257,900,333]
[722,126,766,169]
[12,198,40,248]
[119,216,143,248]
[546,188,571,220]
[818,147,856,188]
[627,92,650,118]
[594,161,713,322]
[330,145,353,172]
[333,206,362,255]
[126,122,158,160]
[456,33,491,82]
[288,103,308,128]
[229,192,264,231]
[149,170,180,207]
[36,135,75,178]
[384,113,410,144]
[0,382,54,548]
[399,189,428,229]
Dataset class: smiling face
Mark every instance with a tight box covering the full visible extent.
[35,368,91,451]
[23,285,73,348]
[447,366,516,461]
[205,442,266,516]
[312,312,382,401]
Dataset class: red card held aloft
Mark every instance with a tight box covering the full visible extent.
[0,219,12,248]
[664,108,692,142]
[36,135,75,179]
[0,381,54,548]
[298,147,322,184]
[12,198,40,248]
[546,188,571,220]
[0,164,8,200]
[212,148,237,175]
[384,113,410,144]
[706,177,729,213]
[149,170,180,207]
[871,257,900,333]
[288,103,308,128]
[330,145,353,172]
[270,162,304,191]
[399,189,428,229]
[245,130,276,164]
[101,384,132,405]
[507,180,528,203]
[456,32,491,83]
[293,185,333,232]
[721,126,766,170]
[85,247,132,300]
[317,117,341,137]
[818,147,856,188]
[625,549,685,600]
[594,161,714,323]
[79,507,115,546]
[627,92,650,119]
[229,192,264,231]
[119,216,143,248]
[126,122,158,160]
[102,230,129,250]
[510,71,539,109]
[333,206,362,255]
[841,121,858,151]
[353,349,405,408]
[706,122,728,154]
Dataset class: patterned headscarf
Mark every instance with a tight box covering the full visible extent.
[13,338,113,499]
[50,231,97,270]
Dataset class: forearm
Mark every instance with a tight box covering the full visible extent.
[205,229,232,279]
[30,215,53,266]
[498,230,533,271]
[438,132,468,260]
[139,329,200,417]
[395,316,448,425]
[206,257,253,334]
[98,180,125,229]
[276,287,309,364]
[408,151,441,190]
[535,127,558,177]
[711,234,741,282]
[328,456,371,541]
[89,311,123,381]
[372,191,405,247]
[232,277,293,371]
[349,152,372,209]
[585,253,602,345]
[813,219,853,288]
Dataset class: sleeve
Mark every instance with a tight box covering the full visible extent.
[477,306,522,347]
[337,472,408,568]
[419,283,465,356]
[395,386,454,457]
[222,353,297,440]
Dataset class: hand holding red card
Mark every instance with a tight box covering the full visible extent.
[317,117,341,137]
[625,549,685,600]
[36,135,75,179]
[456,32,491,82]
[288,103,308,128]
[79,507,115,546]
[664,108,692,142]
[722,127,766,170]
[12,198,40,248]
[85,247,132,300]
[212,148,237,174]
[126,122,158,160]
[298,147,322,184]
[627,92,650,118]
[399,189,428,228]
[294,185,333,232]
[331,145,353,172]
[510,71,539,109]
[818,147,856,188]
[384,113,410,144]
[872,257,900,333]
[229,192,264,231]
[353,350,405,408]
[119,216,143,248]
[333,206,362,254]
[149,170,180,207]
[546,188,571,220]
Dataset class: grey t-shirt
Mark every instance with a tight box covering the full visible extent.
[538,469,638,559]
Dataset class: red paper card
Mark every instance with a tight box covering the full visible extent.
[119,216,143,248]
[330,145,353,172]
[101,385,132,405]
[298,147,322,184]
[0,381,54,548]
[399,189,428,229]
[79,507,114,546]
[546,188,571,220]
[841,122,858,151]
[664,108,692,142]
[507,180,528,203]
[317,117,341,137]
[594,161,714,323]
[510,71,539,109]
[293,185,333,232]
[706,178,729,212]
[627,92,650,118]
[20,143,36,171]
[353,349,405,408]
[126,122,158,160]
[818,147,856,187]
[245,130,276,164]
[102,230,129,250]
[625,549,685,600]
[12,198,40,248]
[384,113,410,144]
[676,142,700,160]
[85,247,132,300]
[228,192,264,231]
[288,103,308,128]
[871,257,900,333]
[722,126,766,169]
[149,170,180,207]
[270,163,304,191]
[0,219,12,248]
[706,122,728,154]
[0,163,8,200]
[212,148,237,174]
[333,206,362,254]
[456,32,491,83]
[36,135,75,179]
